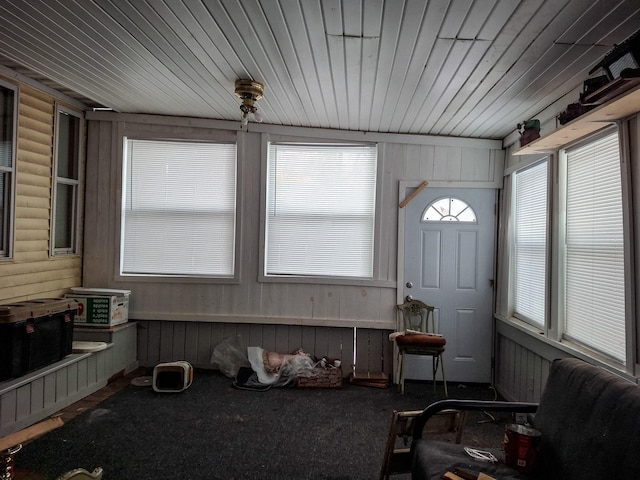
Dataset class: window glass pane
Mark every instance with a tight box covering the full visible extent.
[423,197,477,222]
[56,112,79,179]
[54,183,73,249]
[565,132,625,362]
[513,160,548,327]
[266,143,377,278]
[0,86,14,168]
[122,139,237,277]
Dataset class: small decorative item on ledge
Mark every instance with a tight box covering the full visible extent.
[557,103,596,125]
[517,119,540,148]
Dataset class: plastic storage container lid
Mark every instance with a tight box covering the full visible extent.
[0,298,78,323]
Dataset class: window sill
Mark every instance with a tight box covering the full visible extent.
[132,312,395,330]
[495,314,631,380]
[259,274,395,288]
[115,274,240,285]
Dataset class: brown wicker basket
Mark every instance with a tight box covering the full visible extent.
[297,367,343,388]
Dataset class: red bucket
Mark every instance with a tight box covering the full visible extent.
[503,424,541,474]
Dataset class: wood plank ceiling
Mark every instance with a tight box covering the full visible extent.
[0,0,638,140]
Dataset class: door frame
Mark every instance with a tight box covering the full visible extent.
[396,180,500,381]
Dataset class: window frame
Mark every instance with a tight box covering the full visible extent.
[505,125,634,370]
[258,134,385,287]
[51,104,83,256]
[0,79,17,260]
[118,135,241,283]
[510,158,550,329]
[557,127,628,365]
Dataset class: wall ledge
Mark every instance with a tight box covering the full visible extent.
[131,313,395,330]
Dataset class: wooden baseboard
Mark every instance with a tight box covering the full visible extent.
[0,416,64,451]
[350,371,389,388]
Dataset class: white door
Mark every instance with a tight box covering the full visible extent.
[402,187,495,383]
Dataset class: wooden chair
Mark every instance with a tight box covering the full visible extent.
[378,409,466,479]
[394,300,447,396]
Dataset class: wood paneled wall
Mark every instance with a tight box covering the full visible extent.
[81,112,503,376]
[0,80,83,303]
[0,321,137,437]
[136,320,392,376]
[83,114,503,328]
[1,349,111,437]
[495,331,553,402]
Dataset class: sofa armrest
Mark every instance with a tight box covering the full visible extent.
[412,399,539,440]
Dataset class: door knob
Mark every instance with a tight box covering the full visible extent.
[406,282,413,288]
[405,295,413,302]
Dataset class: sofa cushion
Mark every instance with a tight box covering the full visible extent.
[410,441,530,480]
[395,333,446,347]
[532,358,640,480]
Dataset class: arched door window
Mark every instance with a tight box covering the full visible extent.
[422,197,477,222]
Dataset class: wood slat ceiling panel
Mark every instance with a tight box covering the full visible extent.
[0,0,638,139]
[446,0,573,137]
[385,2,443,133]
[293,0,335,128]
[96,1,233,115]
[223,1,309,125]
[0,1,185,112]
[470,1,640,138]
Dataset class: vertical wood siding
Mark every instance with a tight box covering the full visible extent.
[0,322,137,437]
[0,350,109,436]
[73,322,138,374]
[83,116,503,329]
[492,322,576,403]
[0,80,83,303]
[136,320,391,376]
[82,114,503,378]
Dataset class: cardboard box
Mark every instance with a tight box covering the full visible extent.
[66,288,130,327]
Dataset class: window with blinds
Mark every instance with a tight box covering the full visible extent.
[265,142,377,278]
[564,131,625,362]
[121,139,237,277]
[513,160,548,328]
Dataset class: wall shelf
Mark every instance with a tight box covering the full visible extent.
[514,83,640,155]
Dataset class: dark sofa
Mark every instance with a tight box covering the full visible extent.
[410,358,640,480]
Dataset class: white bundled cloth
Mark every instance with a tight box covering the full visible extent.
[247,346,315,386]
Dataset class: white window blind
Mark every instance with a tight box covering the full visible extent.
[565,132,625,362]
[266,143,377,278]
[513,161,548,327]
[122,139,237,277]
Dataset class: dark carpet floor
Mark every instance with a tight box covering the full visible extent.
[15,370,512,480]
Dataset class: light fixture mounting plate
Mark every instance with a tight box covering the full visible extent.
[234,79,264,101]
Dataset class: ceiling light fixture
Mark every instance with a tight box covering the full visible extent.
[234,79,264,126]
